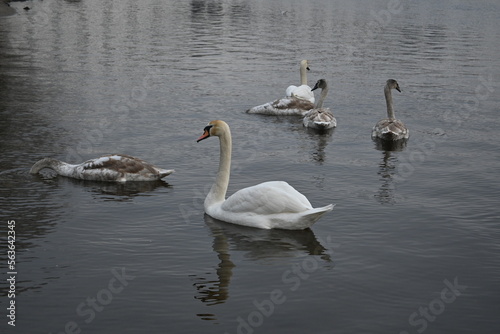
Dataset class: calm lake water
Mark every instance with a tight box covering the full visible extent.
[1,0,499,333]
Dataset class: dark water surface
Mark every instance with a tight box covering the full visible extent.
[1,1,499,333]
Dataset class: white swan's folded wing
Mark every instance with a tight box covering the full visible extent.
[291,85,315,103]
[286,85,298,97]
[221,181,313,215]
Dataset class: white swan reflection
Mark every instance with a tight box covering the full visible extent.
[190,214,335,319]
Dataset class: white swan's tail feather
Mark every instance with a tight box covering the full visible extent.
[275,204,334,230]
[306,204,334,218]
[301,204,335,229]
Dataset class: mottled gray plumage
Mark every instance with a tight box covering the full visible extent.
[246,96,314,115]
[372,79,409,141]
[303,79,336,129]
[30,154,174,182]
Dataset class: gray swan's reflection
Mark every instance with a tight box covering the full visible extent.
[373,137,407,152]
[375,151,414,204]
[376,151,395,204]
[191,214,334,312]
[50,177,172,199]
[373,135,407,205]
[254,115,335,165]
[304,127,335,164]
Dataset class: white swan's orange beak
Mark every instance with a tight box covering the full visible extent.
[197,126,211,142]
[197,132,209,142]
[196,130,210,143]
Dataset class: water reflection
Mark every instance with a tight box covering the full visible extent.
[191,214,334,316]
[304,127,335,165]
[190,217,235,307]
[372,138,407,152]
[0,174,64,297]
[204,214,333,261]
[258,115,336,165]
[191,0,224,18]
[189,0,224,57]
[31,173,172,199]
[372,126,408,205]
[375,151,395,205]
[190,0,251,21]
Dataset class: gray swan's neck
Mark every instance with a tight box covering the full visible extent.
[385,85,395,120]
[30,158,68,174]
[316,85,329,109]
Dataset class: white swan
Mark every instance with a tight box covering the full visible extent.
[196,120,333,230]
[285,60,315,103]
[30,154,174,182]
[246,60,315,115]
[372,79,409,141]
[303,79,337,130]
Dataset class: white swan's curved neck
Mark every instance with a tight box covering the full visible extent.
[206,127,232,206]
[384,85,395,119]
[300,62,308,86]
[316,85,328,109]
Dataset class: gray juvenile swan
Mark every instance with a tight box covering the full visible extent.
[303,79,336,130]
[372,79,409,141]
[30,154,174,182]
